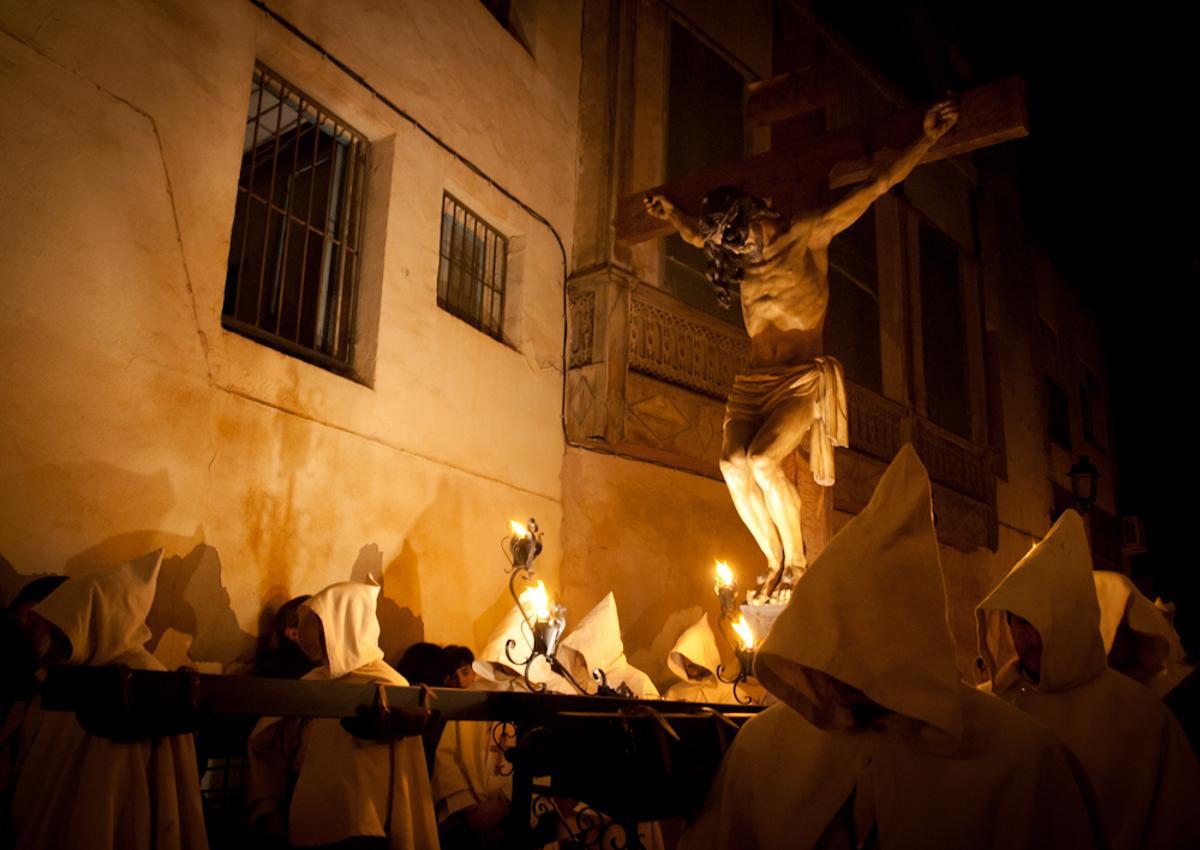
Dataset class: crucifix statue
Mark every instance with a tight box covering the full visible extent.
[643,100,959,601]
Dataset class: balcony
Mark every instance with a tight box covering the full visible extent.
[567,269,998,551]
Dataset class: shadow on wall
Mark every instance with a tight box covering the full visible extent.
[369,541,424,668]
[3,536,257,672]
[145,543,257,670]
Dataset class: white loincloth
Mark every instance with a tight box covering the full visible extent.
[723,356,848,486]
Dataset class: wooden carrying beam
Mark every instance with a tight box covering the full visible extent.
[616,76,1028,245]
[746,66,840,126]
[41,665,761,721]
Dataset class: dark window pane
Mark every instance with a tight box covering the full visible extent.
[829,209,877,293]
[919,223,970,437]
[222,64,368,375]
[1047,377,1071,449]
[664,22,745,324]
[1081,369,1103,447]
[825,268,882,393]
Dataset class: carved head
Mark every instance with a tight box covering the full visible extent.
[697,186,781,309]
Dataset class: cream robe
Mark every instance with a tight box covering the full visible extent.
[12,550,209,850]
[682,445,1101,850]
[663,613,735,704]
[978,510,1200,850]
[471,588,576,694]
[557,593,659,699]
[248,582,438,849]
[431,718,511,823]
[1093,569,1193,698]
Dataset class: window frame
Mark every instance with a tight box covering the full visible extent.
[221,62,371,380]
[435,192,510,343]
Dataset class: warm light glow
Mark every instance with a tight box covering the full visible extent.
[509,519,531,538]
[523,580,551,620]
[731,614,755,650]
[714,560,735,587]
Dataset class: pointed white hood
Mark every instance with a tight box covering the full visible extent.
[34,549,164,669]
[14,550,209,850]
[1093,570,1192,697]
[559,592,659,698]
[977,510,1108,694]
[667,612,722,683]
[976,512,1200,850]
[755,445,963,739]
[559,592,627,678]
[302,581,385,680]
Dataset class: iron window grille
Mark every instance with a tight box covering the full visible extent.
[436,193,508,341]
[222,64,369,374]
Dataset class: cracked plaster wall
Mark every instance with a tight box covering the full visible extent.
[0,0,582,663]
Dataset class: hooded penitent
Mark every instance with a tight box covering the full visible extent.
[978,510,1200,850]
[247,582,438,849]
[558,592,659,698]
[664,613,734,704]
[11,550,209,850]
[1093,569,1193,698]
[681,445,1101,850]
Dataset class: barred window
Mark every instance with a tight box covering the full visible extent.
[223,64,369,374]
[436,194,508,341]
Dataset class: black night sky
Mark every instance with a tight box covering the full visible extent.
[811,1,1199,648]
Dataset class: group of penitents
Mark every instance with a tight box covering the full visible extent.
[1,446,1198,850]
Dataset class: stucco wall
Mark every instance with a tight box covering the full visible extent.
[0,0,581,666]
[559,447,764,688]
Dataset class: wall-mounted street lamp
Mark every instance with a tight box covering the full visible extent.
[1068,455,1100,514]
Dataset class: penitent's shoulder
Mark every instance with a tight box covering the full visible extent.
[961,682,1067,761]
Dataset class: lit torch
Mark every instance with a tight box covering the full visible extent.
[730,613,757,683]
[730,613,755,652]
[713,560,738,616]
[522,580,566,657]
[507,517,543,572]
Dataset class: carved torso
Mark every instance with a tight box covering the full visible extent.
[740,218,828,368]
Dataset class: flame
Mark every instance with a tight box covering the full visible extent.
[509,519,530,538]
[714,560,735,587]
[523,580,551,620]
[731,614,755,650]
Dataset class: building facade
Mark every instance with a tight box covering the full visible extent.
[0,0,1116,682]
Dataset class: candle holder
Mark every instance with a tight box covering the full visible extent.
[506,518,543,573]
[711,560,756,705]
[714,560,739,618]
[501,518,589,695]
[715,645,756,705]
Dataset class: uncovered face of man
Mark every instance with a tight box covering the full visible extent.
[683,659,710,681]
[1006,611,1043,682]
[295,607,328,666]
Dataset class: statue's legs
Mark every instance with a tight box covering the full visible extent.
[719,418,784,570]
[746,397,816,597]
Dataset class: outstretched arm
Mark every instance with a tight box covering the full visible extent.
[814,99,959,243]
[643,194,706,248]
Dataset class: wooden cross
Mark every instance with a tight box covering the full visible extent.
[615,76,1028,245]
